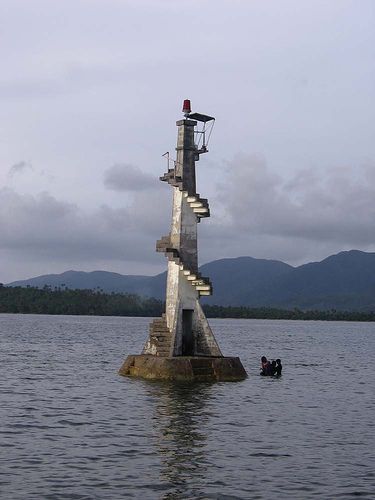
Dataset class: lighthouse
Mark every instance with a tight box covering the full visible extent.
[119,100,247,381]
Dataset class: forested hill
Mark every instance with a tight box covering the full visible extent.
[0,286,163,317]
[1,285,374,321]
[6,250,375,312]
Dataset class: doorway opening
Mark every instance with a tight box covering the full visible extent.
[182,309,194,356]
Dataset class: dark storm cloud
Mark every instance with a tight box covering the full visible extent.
[103,164,156,192]
[2,152,375,283]
[200,154,375,264]
[0,187,169,263]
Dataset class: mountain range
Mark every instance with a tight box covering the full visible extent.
[7,250,375,312]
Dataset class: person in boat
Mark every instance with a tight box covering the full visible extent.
[275,359,282,377]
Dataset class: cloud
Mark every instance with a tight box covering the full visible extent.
[201,154,375,265]
[0,0,374,283]
[218,154,375,245]
[8,161,33,177]
[103,164,156,192]
[2,153,375,282]
[0,186,169,270]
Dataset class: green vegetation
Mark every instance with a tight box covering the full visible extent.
[0,285,163,316]
[0,285,374,321]
[203,305,375,322]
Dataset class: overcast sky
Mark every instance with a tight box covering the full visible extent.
[1,0,375,282]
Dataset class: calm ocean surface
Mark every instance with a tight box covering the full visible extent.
[0,314,374,499]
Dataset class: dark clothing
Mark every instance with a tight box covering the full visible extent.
[275,363,282,377]
[260,362,275,376]
[260,357,283,376]
[269,361,277,376]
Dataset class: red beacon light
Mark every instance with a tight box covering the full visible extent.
[182,99,191,116]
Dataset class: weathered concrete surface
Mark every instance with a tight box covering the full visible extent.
[119,355,247,382]
[142,317,173,356]
[121,104,247,381]
[142,116,222,358]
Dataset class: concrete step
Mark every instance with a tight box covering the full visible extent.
[165,252,181,265]
[151,329,171,335]
[184,191,200,198]
[152,318,167,324]
[150,330,170,336]
[159,170,174,182]
[150,327,169,333]
[156,228,214,298]
[151,341,170,347]
[156,235,171,252]
[150,321,168,328]
[147,316,173,356]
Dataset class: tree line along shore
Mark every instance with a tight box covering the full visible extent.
[0,285,374,322]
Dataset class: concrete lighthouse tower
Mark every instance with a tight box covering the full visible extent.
[119,100,247,381]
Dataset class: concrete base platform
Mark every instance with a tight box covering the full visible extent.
[119,355,247,382]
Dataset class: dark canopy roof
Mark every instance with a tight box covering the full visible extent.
[188,112,215,123]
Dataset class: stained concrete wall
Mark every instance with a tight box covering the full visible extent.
[175,119,197,195]
[160,117,222,358]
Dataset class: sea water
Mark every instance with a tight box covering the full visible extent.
[0,314,374,499]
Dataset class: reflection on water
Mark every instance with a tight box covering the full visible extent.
[146,382,213,499]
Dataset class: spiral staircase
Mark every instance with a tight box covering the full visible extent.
[119,101,247,380]
[143,164,213,357]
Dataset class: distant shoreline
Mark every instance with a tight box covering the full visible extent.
[1,286,374,322]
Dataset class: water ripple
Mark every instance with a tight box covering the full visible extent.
[0,314,374,499]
